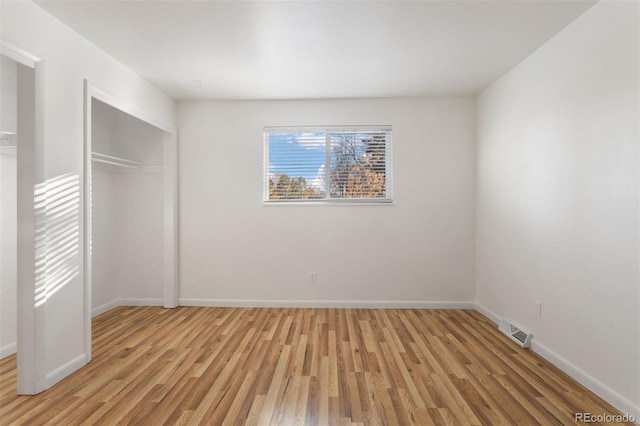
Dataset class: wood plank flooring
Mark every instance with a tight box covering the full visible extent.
[0,307,630,425]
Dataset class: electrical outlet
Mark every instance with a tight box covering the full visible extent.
[310,272,317,285]
[535,301,542,318]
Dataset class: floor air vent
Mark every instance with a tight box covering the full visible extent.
[498,319,532,349]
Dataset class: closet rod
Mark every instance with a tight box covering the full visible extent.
[91,152,143,169]
[92,152,141,165]
[0,131,17,147]
[92,157,143,169]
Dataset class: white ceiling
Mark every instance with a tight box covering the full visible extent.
[36,0,595,101]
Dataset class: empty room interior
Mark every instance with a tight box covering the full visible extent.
[0,0,639,424]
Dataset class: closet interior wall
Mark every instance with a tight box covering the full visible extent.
[91,99,164,314]
[0,56,18,358]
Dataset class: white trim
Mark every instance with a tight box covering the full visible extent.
[474,303,640,422]
[45,354,86,388]
[16,59,47,395]
[88,85,175,134]
[91,298,167,317]
[1,41,40,68]
[91,300,120,317]
[473,302,501,324]
[83,79,180,363]
[83,80,93,363]
[180,299,476,309]
[119,298,164,306]
[263,200,395,207]
[532,339,640,422]
[163,131,179,308]
[0,342,17,359]
[264,125,392,133]
[264,199,394,205]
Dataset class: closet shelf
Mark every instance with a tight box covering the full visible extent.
[1,131,17,147]
[92,152,143,170]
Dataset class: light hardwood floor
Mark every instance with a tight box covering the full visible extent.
[0,307,630,425]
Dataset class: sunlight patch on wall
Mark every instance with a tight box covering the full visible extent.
[34,173,80,307]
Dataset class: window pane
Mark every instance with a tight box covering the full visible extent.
[266,132,326,200]
[264,127,391,203]
[329,132,387,199]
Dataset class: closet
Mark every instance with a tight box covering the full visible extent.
[90,99,165,315]
[0,55,18,359]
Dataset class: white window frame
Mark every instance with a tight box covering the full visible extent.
[263,125,393,204]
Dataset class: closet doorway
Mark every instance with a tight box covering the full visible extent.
[83,83,178,361]
[1,55,20,364]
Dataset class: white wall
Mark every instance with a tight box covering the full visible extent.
[476,1,639,416]
[91,101,120,312]
[1,1,175,386]
[0,151,17,358]
[91,169,119,311]
[1,55,17,134]
[91,171,164,310]
[118,170,164,302]
[112,104,164,303]
[179,97,476,306]
[91,100,164,313]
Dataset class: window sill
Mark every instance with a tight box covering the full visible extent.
[263,199,394,206]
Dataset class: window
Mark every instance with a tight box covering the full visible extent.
[264,126,392,203]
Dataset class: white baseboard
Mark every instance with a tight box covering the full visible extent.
[92,299,164,317]
[119,298,164,306]
[474,303,640,422]
[473,302,501,324]
[0,341,17,359]
[92,299,120,317]
[46,353,87,388]
[179,298,476,309]
[532,339,640,422]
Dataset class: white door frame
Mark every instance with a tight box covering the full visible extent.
[82,80,178,361]
[1,42,47,395]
